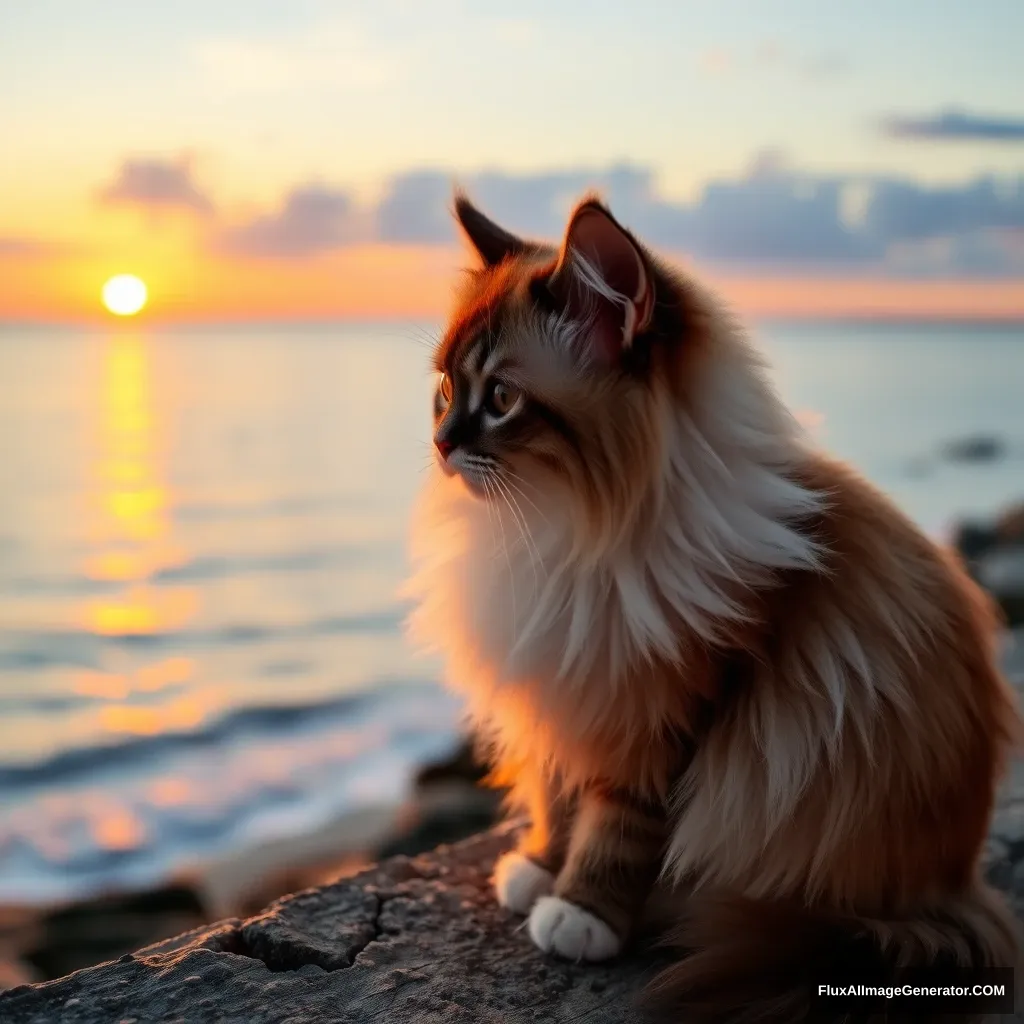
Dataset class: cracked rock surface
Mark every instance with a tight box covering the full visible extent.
[4,817,1024,1024]
[0,823,670,1024]
[3,637,1023,1024]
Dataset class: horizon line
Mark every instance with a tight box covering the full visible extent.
[2,313,1024,331]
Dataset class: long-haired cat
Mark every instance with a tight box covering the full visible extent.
[404,191,1021,1022]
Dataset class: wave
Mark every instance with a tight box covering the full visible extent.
[0,606,409,671]
[0,679,439,788]
[3,542,393,597]
[152,544,388,583]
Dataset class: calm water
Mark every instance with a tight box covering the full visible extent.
[1,320,1023,905]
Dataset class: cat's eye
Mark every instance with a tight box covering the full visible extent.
[485,380,521,418]
[438,372,453,406]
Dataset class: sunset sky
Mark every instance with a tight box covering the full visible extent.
[2,1,1023,322]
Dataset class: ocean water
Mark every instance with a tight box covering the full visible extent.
[1,319,1023,906]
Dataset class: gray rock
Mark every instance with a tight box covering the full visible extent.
[953,499,1024,627]
[979,548,1024,628]
[941,434,1007,464]
[20,882,207,982]
[1004,629,1024,684]
[0,824,664,1023]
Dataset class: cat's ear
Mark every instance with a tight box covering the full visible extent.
[453,190,529,268]
[547,198,653,365]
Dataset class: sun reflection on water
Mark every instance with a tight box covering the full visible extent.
[81,332,202,738]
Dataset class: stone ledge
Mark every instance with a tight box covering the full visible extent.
[0,822,674,1024]
[5,807,1024,1024]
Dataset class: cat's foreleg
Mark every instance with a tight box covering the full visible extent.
[528,784,666,962]
[493,771,575,915]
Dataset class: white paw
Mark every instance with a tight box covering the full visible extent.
[528,896,622,962]
[493,852,554,915]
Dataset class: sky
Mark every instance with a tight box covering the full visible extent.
[1,0,1023,322]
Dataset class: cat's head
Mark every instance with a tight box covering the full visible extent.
[413,193,821,675]
[429,191,708,543]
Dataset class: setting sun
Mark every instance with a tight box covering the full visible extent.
[102,274,148,317]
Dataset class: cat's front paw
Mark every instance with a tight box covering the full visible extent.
[493,851,554,914]
[528,896,622,962]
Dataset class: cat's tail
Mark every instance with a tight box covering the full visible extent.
[642,882,1020,1023]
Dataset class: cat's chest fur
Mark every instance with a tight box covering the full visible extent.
[406,482,710,789]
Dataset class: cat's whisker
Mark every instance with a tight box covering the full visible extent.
[492,474,543,594]
[480,474,499,553]
[484,472,519,638]
[490,473,531,559]
[400,324,441,350]
[501,470,551,530]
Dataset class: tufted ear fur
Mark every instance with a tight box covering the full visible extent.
[546,197,654,366]
[453,191,531,268]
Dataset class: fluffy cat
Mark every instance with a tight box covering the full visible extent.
[404,191,1022,1022]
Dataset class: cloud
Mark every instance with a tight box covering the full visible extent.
[377,165,666,246]
[99,157,214,215]
[374,157,874,264]
[209,156,1024,276]
[885,229,1024,278]
[217,186,362,257]
[862,174,1024,241]
[883,109,1024,142]
[374,156,1024,274]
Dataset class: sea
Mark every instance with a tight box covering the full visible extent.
[1,319,1023,907]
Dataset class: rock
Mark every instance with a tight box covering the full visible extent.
[1004,629,1024,685]
[977,548,1024,628]
[953,499,1024,627]
[414,737,491,789]
[953,520,1001,563]
[0,959,38,993]
[376,737,503,861]
[375,784,501,861]
[953,500,1024,564]
[199,805,400,921]
[941,434,1007,464]
[0,823,667,1024]
[20,884,207,982]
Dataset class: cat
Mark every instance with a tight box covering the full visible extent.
[403,190,1022,1022]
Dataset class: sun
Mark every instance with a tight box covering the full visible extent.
[102,275,148,317]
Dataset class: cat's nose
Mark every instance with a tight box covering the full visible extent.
[435,438,455,461]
